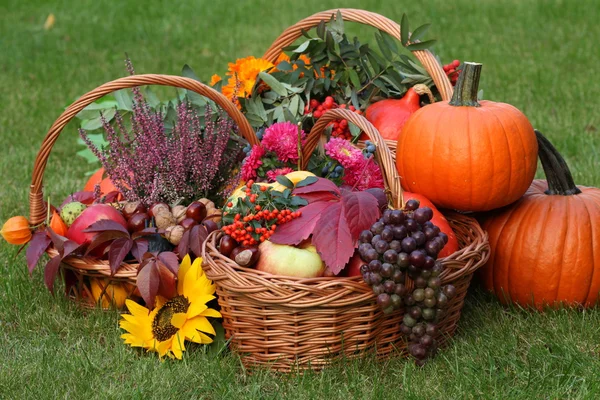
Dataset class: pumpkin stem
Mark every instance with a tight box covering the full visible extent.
[535,130,581,196]
[449,62,482,107]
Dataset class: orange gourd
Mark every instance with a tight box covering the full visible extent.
[363,86,422,141]
[0,216,32,245]
[49,211,68,236]
[83,167,105,192]
[479,131,600,309]
[396,62,538,212]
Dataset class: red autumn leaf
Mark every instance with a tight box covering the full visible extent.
[340,189,381,239]
[176,230,190,258]
[83,220,129,234]
[47,227,67,253]
[189,225,208,258]
[26,231,51,274]
[108,237,133,275]
[137,259,160,308]
[130,239,148,262]
[85,230,129,256]
[312,202,354,275]
[61,191,95,208]
[44,255,63,294]
[293,177,340,196]
[100,191,121,204]
[158,252,180,275]
[157,263,177,299]
[270,201,331,245]
[295,191,338,204]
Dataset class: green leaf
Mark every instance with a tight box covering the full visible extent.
[258,72,287,97]
[293,39,315,53]
[76,148,100,164]
[348,121,361,137]
[290,196,308,206]
[143,87,161,108]
[114,90,133,111]
[348,69,361,88]
[295,176,318,188]
[409,23,431,43]
[400,14,409,46]
[375,32,393,61]
[181,64,201,82]
[276,175,294,189]
[289,95,299,117]
[381,31,399,54]
[406,40,437,51]
[80,109,116,130]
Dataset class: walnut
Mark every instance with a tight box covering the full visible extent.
[165,225,185,245]
[154,210,176,230]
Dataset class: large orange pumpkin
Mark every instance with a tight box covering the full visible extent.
[396,62,538,212]
[479,131,600,309]
[83,167,120,197]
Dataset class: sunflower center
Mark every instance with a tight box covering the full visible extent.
[152,295,190,342]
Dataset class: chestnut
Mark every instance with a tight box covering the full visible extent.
[230,246,260,267]
[186,201,207,222]
[127,212,150,233]
[218,235,236,257]
[122,201,147,219]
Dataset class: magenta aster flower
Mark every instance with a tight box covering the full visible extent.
[344,156,385,190]
[324,137,363,169]
[262,122,305,163]
[241,145,266,181]
[266,167,294,182]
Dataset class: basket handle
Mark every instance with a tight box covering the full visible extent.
[29,74,258,225]
[262,8,453,102]
[303,108,403,209]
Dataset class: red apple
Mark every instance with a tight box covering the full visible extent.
[345,250,365,277]
[67,204,128,256]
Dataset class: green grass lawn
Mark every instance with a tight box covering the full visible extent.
[1,0,600,398]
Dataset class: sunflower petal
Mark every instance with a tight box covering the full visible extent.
[172,333,185,359]
[177,254,193,293]
[201,308,222,319]
[170,312,187,329]
[125,299,151,317]
[187,316,216,336]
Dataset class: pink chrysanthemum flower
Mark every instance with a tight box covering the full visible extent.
[241,145,266,181]
[262,122,305,163]
[266,167,294,182]
[324,137,363,169]
[344,156,385,191]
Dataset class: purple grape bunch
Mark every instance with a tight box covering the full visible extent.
[358,199,457,364]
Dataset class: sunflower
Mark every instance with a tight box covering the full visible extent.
[119,255,221,359]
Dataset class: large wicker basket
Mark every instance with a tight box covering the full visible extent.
[202,107,490,372]
[29,74,258,307]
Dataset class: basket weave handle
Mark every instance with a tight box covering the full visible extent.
[262,8,453,102]
[304,109,403,209]
[29,74,258,225]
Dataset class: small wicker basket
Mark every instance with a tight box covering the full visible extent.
[29,74,258,307]
[202,108,490,372]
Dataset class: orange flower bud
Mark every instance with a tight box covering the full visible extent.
[0,216,32,245]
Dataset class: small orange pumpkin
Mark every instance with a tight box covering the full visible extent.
[0,216,32,245]
[479,131,600,309]
[49,211,68,236]
[83,167,120,196]
[396,62,538,212]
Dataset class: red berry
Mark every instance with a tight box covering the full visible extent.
[453,59,460,67]
[310,99,319,108]
[313,111,322,119]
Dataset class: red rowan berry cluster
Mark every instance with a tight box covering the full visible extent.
[443,60,461,86]
[222,180,305,246]
[304,96,363,140]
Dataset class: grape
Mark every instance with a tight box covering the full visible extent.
[409,250,426,267]
[435,308,446,319]
[422,308,436,321]
[381,228,394,242]
[383,280,396,294]
[397,252,410,268]
[405,295,416,306]
[444,284,457,299]
[403,314,416,327]
[409,306,422,319]
[412,324,425,337]
[420,335,433,347]
[400,324,412,335]
[370,273,383,285]
[372,284,384,295]
[423,297,437,308]
[359,265,369,275]
[364,248,379,262]
[392,225,408,240]
[392,270,404,283]
[370,221,385,235]
[436,293,448,308]
[410,345,427,360]
[390,209,405,225]
[358,243,372,258]
[401,237,417,253]
[413,289,425,302]
[380,263,394,278]
[413,207,433,224]
[390,294,402,308]
[423,256,436,270]
[411,231,426,246]
[424,288,435,299]
[407,264,419,277]
[363,273,372,285]
[428,277,441,289]
[420,269,432,279]
[382,209,393,224]
[405,218,419,232]
[431,262,444,276]
[368,260,382,272]
[424,227,437,241]
[425,240,440,257]
[438,232,449,244]
[394,284,407,296]
[359,230,373,243]
[426,323,438,336]
[404,199,420,211]
[383,249,399,264]
[389,240,402,252]
[414,276,428,289]
[377,293,391,309]
[371,234,382,246]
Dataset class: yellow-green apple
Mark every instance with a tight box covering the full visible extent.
[256,240,325,278]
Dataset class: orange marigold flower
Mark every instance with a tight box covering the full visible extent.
[221,56,274,104]
[209,74,222,86]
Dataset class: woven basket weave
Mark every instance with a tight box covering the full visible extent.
[202,108,490,372]
[29,74,257,307]
[262,8,454,158]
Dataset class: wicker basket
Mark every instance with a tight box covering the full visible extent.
[29,74,257,308]
[202,107,490,372]
[262,8,455,158]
